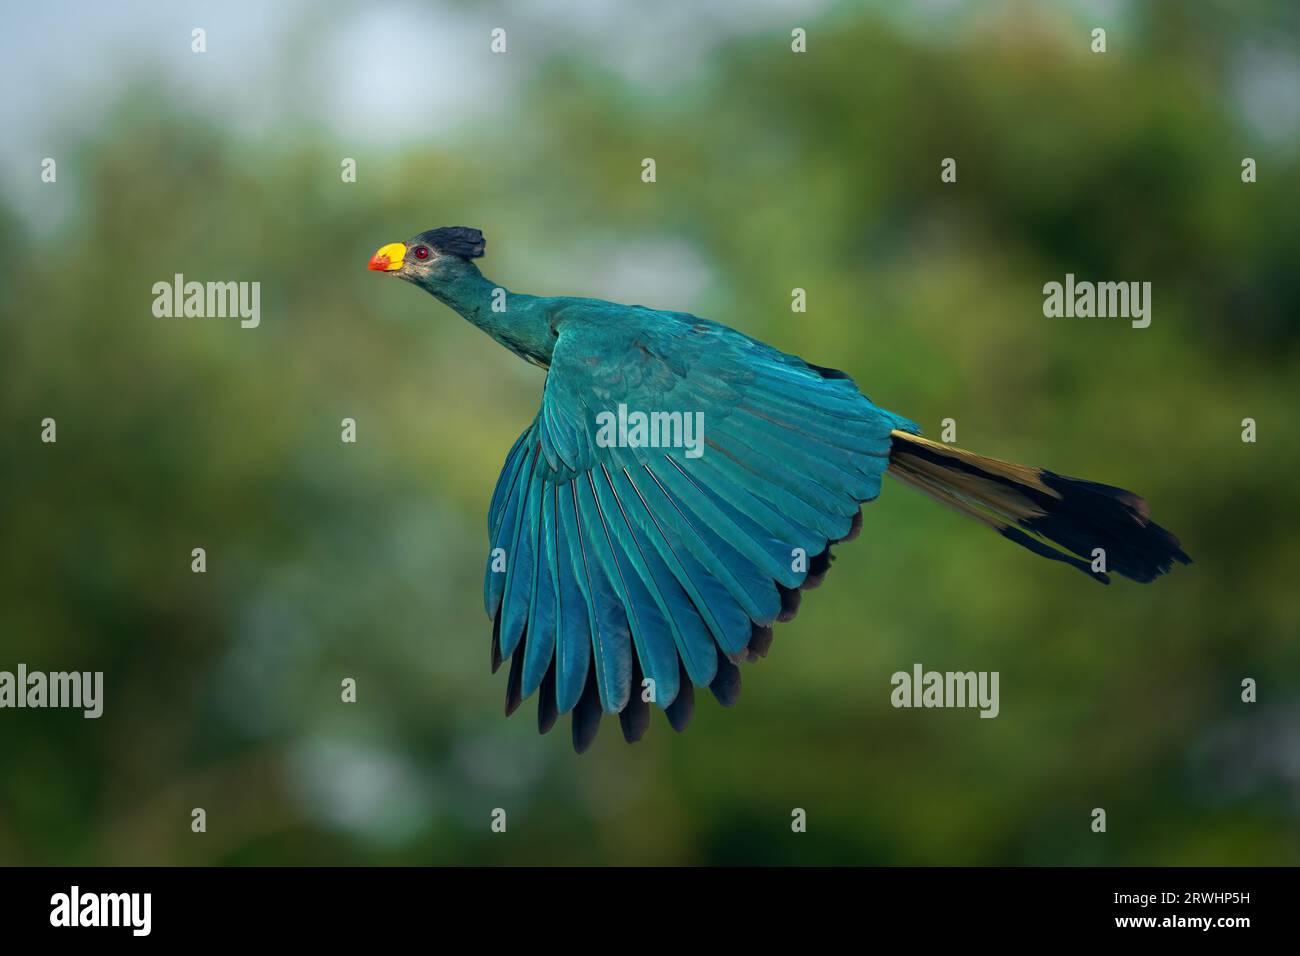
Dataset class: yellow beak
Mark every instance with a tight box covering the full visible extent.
[368,242,406,272]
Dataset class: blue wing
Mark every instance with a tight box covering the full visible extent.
[484,304,917,751]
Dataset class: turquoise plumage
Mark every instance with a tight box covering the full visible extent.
[370,227,1190,752]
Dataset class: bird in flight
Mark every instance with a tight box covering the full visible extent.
[369,227,1190,752]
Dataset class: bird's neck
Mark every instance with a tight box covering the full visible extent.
[422,265,556,368]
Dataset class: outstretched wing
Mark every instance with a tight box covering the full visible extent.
[483,305,917,751]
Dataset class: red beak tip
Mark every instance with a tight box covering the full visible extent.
[367,256,389,271]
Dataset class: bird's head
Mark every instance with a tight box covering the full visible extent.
[367,226,486,286]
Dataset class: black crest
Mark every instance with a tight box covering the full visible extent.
[418,226,486,260]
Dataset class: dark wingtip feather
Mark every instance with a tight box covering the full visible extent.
[619,696,650,743]
[709,651,742,707]
[619,658,650,743]
[571,667,602,754]
[665,672,695,732]
[746,624,774,661]
[537,660,558,735]
[504,638,526,716]
[802,546,834,590]
[777,584,802,622]
[490,615,504,674]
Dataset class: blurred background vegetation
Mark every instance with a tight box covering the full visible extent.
[1,0,1297,865]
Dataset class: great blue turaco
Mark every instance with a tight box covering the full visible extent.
[369,227,1189,753]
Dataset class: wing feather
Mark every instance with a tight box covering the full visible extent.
[478,306,908,749]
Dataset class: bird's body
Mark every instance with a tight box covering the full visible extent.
[370,227,1190,752]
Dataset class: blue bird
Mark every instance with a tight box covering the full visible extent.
[369,227,1190,752]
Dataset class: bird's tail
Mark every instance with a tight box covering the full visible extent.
[886,430,1190,584]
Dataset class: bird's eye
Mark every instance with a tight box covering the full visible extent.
[413,246,431,260]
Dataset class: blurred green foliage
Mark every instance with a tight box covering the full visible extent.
[1,1,1298,865]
